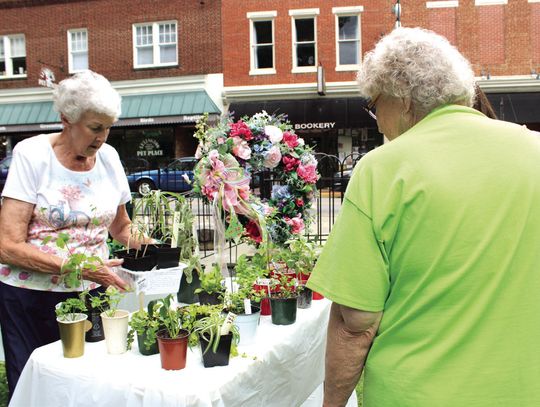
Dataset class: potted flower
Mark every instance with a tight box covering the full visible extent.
[89,286,129,354]
[195,264,225,305]
[154,295,191,370]
[193,309,239,368]
[55,295,91,358]
[269,274,298,325]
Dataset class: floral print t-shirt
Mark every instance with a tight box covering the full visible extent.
[0,134,131,292]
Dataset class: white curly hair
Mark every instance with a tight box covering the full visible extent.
[52,70,121,123]
[357,27,475,118]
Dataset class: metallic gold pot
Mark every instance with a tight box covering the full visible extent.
[57,313,92,358]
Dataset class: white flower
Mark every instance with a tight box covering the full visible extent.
[297,138,305,146]
[265,125,283,143]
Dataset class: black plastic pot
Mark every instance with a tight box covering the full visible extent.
[147,244,181,269]
[297,286,313,309]
[199,332,233,368]
[85,308,105,342]
[198,290,224,306]
[177,271,201,304]
[137,331,159,356]
[114,248,157,271]
[270,297,298,325]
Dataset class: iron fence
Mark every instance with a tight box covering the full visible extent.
[128,153,364,262]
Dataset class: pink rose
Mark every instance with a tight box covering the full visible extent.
[285,216,305,234]
[263,145,282,169]
[231,137,251,160]
[283,132,299,148]
[297,163,318,184]
[265,125,283,143]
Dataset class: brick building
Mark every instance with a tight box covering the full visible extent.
[0,0,223,165]
[222,0,540,160]
[1,0,539,162]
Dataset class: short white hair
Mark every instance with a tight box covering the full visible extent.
[52,70,121,123]
[357,27,475,117]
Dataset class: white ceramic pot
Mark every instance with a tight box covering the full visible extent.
[233,306,261,346]
[100,310,129,354]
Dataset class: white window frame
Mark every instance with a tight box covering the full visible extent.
[333,7,364,71]
[0,34,27,79]
[67,28,88,73]
[247,11,277,75]
[426,1,459,7]
[475,0,507,5]
[289,8,319,73]
[132,20,178,69]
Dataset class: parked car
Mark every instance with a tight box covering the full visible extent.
[126,156,197,195]
[0,155,12,194]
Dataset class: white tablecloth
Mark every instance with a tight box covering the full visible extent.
[10,299,357,407]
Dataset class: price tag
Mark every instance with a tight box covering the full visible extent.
[220,311,237,335]
[243,298,252,315]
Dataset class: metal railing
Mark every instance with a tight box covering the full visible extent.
[129,153,364,262]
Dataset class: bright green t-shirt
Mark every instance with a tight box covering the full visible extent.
[308,105,540,406]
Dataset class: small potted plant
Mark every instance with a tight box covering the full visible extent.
[193,309,239,368]
[195,264,225,305]
[127,299,162,356]
[224,255,266,345]
[55,294,91,358]
[89,286,129,354]
[282,236,321,308]
[269,274,299,325]
[154,295,191,370]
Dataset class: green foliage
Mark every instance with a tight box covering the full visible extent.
[42,231,104,290]
[127,299,162,351]
[55,294,87,321]
[0,362,7,407]
[279,235,321,276]
[195,264,224,295]
[154,294,188,339]
[270,274,298,299]
[88,286,124,318]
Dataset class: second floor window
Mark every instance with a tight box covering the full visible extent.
[337,16,360,66]
[0,35,26,78]
[68,29,88,73]
[133,21,177,68]
[252,20,274,70]
[293,17,316,69]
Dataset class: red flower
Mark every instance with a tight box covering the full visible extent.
[229,120,253,141]
[283,132,299,148]
[245,220,262,243]
[282,156,300,172]
[295,198,304,207]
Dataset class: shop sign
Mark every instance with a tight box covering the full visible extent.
[137,138,163,157]
[294,122,336,130]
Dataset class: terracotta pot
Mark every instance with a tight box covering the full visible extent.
[157,329,189,370]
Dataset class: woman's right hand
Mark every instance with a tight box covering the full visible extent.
[82,258,129,291]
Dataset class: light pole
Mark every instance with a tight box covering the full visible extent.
[393,0,402,28]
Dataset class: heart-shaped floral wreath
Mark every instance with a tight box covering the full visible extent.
[192,111,319,246]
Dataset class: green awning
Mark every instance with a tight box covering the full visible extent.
[0,90,220,133]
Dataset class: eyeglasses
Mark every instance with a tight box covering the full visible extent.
[363,95,379,121]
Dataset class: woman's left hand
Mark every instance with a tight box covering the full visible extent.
[82,258,129,291]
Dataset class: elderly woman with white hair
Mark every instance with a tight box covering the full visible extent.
[308,28,540,406]
[0,71,146,399]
